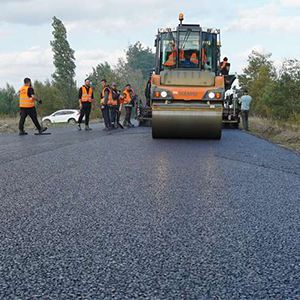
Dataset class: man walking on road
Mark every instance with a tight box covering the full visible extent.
[78,79,94,131]
[100,79,113,131]
[239,90,252,131]
[123,84,136,127]
[19,77,47,136]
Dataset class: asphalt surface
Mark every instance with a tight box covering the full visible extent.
[0,123,300,300]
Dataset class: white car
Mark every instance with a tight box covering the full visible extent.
[42,109,83,125]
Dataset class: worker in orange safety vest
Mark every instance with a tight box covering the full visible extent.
[123,84,136,127]
[100,79,113,130]
[78,79,94,131]
[18,77,47,135]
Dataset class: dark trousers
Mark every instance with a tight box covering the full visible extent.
[19,107,42,131]
[125,106,132,124]
[241,110,250,130]
[110,106,118,124]
[78,102,91,126]
[102,106,111,128]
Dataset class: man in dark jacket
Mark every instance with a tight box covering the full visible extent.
[111,83,120,128]
[220,57,230,75]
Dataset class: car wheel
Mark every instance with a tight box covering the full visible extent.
[43,119,51,126]
[68,118,76,125]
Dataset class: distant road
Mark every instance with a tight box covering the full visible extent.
[0,125,299,299]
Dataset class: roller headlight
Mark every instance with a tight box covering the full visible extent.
[161,91,168,98]
[208,92,215,99]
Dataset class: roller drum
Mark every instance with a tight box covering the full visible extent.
[152,103,223,139]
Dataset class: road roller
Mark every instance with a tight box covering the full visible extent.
[142,13,235,139]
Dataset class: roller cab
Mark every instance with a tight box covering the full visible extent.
[147,14,233,139]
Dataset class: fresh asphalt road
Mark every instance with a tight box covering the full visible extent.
[0,123,300,300]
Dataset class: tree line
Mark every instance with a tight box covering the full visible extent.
[238,50,300,123]
[1,17,299,124]
[0,17,155,117]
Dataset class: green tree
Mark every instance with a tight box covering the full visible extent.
[51,16,76,108]
[260,59,300,120]
[238,50,276,115]
[33,80,65,117]
[125,42,155,80]
[0,84,19,115]
[88,62,116,90]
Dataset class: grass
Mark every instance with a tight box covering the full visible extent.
[248,116,300,155]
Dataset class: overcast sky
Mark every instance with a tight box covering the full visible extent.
[0,0,299,89]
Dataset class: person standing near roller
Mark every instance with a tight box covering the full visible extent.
[77,79,94,131]
[123,84,135,127]
[220,57,230,75]
[238,90,252,131]
[100,79,113,130]
[19,77,47,135]
[111,83,120,128]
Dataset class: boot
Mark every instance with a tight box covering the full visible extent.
[19,130,28,136]
[38,127,47,134]
[85,125,92,131]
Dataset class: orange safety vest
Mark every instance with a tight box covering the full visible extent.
[19,85,35,108]
[111,89,118,106]
[165,51,176,66]
[101,86,113,105]
[81,86,93,103]
[165,49,184,66]
[190,53,199,65]
[123,89,135,105]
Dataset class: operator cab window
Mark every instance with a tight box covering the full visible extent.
[179,31,200,69]
[161,32,177,70]
[201,32,218,73]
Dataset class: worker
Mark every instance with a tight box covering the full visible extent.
[165,50,176,67]
[165,47,184,67]
[123,84,135,127]
[77,79,94,131]
[190,52,199,65]
[110,83,120,128]
[220,57,230,75]
[100,79,113,130]
[18,77,47,135]
[182,53,196,68]
[238,90,252,131]
[116,93,126,129]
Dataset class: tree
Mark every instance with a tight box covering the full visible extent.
[238,50,275,91]
[238,50,276,115]
[33,80,65,117]
[125,42,155,80]
[88,62,116,90]
[50,16,76,108]
[260,59,300,119]
[0,84,19,115]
